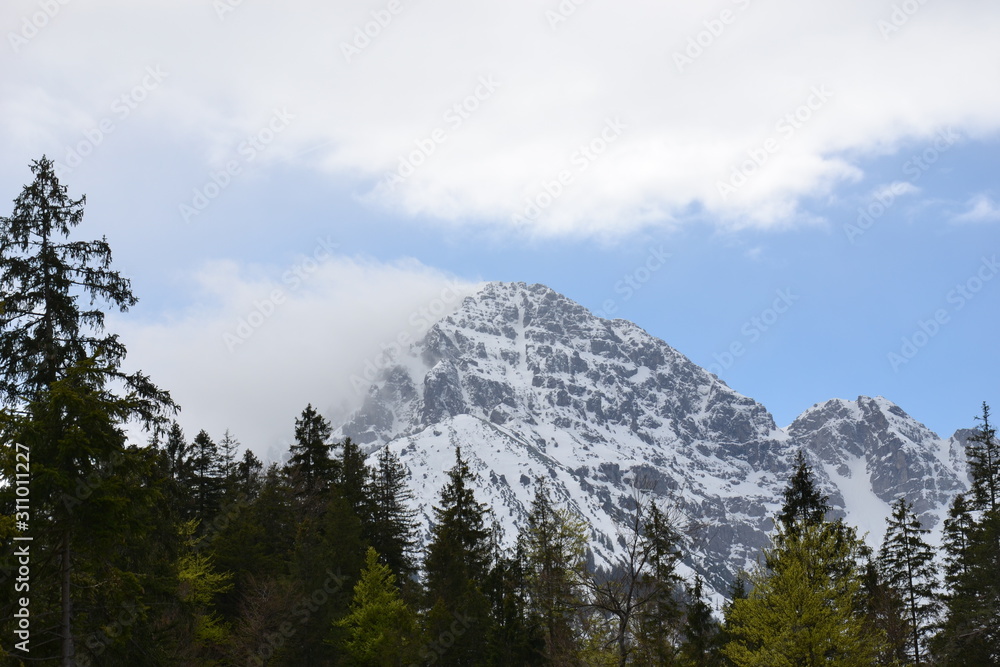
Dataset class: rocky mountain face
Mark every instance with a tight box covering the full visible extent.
[335,282,969,596]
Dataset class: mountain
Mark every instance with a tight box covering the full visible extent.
[335,281,969,596]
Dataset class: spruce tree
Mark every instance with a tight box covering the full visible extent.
[338,436,369,523]
[723,521,886,666]
[367,445,419,580]
[967,402,999,514]
[0,157,174,665]
[877,498,938,666]
[337,547,419,665]
[519,478,588,663]
[776,449,831,534]
[933,405,1000,663]
[422,446,494,665]
[679,576,724,667]
[286,403,334,496]
[163,421,190,482]
[189,429,224,523]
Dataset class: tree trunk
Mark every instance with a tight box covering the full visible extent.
[61,529,74,667]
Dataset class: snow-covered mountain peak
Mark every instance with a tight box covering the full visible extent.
[334,282,968,594]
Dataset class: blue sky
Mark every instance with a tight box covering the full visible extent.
[1,0,997,455]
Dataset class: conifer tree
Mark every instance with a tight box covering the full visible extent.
[0,157,174,666]
[163,421,190,482]
[189,429,224,523]
[235,447,263,499]
[776,449,831,534]
[217,428,241,487]
[484,542,547,666]
[286,403,334,496]
[423,446,495,665]
[678,576,724,667]
[877,498,938,666]
[932,405,1000,663]
[339,436,370,523]
[723,521,885,666]
[337,547,418,665]
[367,445,419,580]
[967,402,999,513]
[520,478,588,664]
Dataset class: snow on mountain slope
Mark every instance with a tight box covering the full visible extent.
[786,396,968,542]
[335,282,969,593]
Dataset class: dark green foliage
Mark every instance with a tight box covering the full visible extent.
[776,450,831,535]
[0,155,173,419]
[189,429,225,524]
[967,402,999,514]
[933,404,1000,664]
[0,158,175,665]
[877,498,938,666]
[679,576,724,667]
[366,445,419,580]
[422,446,495,665]
[286,403,334,496]
[339,436,369,523]
[483,544,547,666]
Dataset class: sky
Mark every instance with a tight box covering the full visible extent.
[1,0,998,460]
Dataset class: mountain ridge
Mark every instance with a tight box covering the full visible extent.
[334,281,969,596]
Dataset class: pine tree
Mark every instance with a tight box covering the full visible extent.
[422,446,495,666]
[877,498,938,666]
[632,501,685,665]
[776,449,831,534]
[520,478,588,664]
[679,576,724,667]
[367,445,419,580]
[0,157,174,665]
[337,547,419,665]
[967,402,1000,514]
[483,542,547,666]
[940,493,975,589]
[189,429,224,523]
[286,403,334,496]
[723,521,886,666]
[339,436,370,523]
[932,405,1000,664]
[217,428,241,487]
[235,448,263,499]
[163,421,190,482]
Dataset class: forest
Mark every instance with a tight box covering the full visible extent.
[1,157,999,665]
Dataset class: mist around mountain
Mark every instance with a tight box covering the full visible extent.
[336,281,970,595]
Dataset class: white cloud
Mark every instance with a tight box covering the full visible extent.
[951,193,1000,224]
[3,0,1000,236]
[112,253,478,461]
